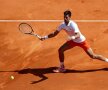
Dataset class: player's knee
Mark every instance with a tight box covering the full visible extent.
[58,48,64,53]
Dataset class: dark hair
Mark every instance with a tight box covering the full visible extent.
[64,10,72,17]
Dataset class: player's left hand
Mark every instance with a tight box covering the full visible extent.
[67,36,75,41]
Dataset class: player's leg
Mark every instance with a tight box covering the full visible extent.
[85,48,108,62]
[54,41,75,72]
[78,40,108,62]
[58,42,72,64]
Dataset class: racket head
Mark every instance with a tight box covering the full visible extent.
[19,23,34,34]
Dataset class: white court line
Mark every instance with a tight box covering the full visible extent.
[0,20,63,22]
[0,20,108,22]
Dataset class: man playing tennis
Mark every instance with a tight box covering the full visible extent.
[40,10,108,72]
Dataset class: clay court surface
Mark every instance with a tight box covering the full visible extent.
[0,0,108,90]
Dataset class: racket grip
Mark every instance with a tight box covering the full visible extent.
[34,34,41,39]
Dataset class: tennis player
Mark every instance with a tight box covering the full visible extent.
[40,10,108,72]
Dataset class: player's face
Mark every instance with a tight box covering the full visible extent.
[64,15,71,25]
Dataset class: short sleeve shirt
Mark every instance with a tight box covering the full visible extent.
[57,20,86,43]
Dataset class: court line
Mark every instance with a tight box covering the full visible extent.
[0,20,108,22]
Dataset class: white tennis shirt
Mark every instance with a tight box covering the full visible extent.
[57,20,86,43]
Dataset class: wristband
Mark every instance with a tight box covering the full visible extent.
[44,36,48,39]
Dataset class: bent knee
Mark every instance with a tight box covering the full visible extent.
[58,48,65,53]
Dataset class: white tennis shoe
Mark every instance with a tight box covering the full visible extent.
[53,67,66,73]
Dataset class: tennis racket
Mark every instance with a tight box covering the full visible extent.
[19,23,41,39]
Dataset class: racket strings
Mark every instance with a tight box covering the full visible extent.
[19,23,33,34]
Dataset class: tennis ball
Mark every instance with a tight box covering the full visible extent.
[10,76,14,80]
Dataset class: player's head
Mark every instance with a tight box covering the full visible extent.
[64,10,72,17]
[64,10,72,24]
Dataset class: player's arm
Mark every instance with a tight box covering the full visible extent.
[73,32,80,39]
[40,30,59,41]
[68,32,80,40]
[68,22,81,40]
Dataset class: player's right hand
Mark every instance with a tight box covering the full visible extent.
[40,37,46,41]
[40,36,48,41]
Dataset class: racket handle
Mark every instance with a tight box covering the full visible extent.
[34,34,41,39]
[36,34,41,39]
